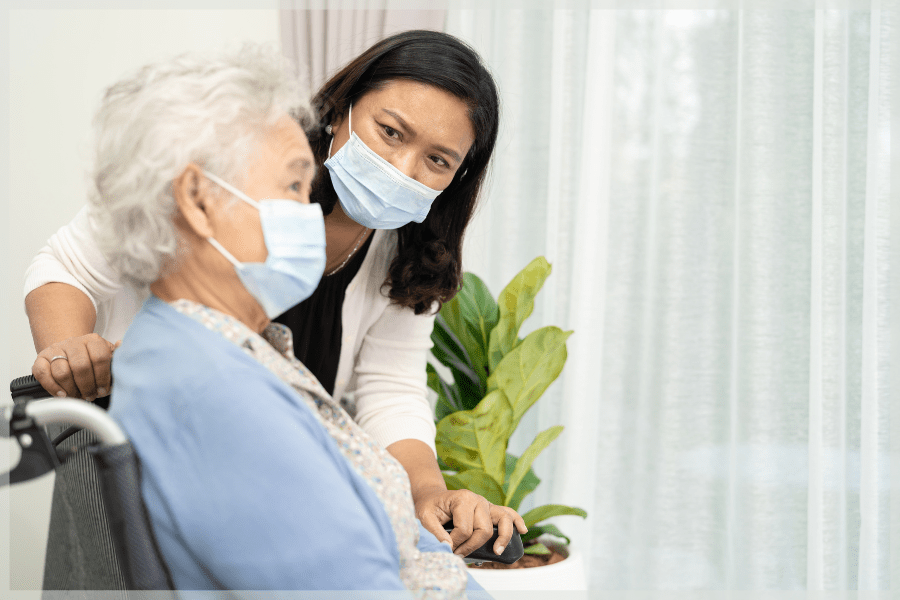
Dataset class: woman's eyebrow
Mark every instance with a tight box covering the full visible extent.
[381,109,412,132]
[381,109,462,163]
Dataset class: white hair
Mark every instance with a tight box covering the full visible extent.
[88,44,311,288]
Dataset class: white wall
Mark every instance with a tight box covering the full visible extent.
[3,8,280,597]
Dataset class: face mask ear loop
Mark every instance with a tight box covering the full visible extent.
[207,237,243,269]
[202,170,260,210]
[328,104,353,159]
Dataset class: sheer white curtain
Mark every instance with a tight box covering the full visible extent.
[280,2,445,93]
[448,7,892,591]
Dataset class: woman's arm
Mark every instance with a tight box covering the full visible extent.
[26,283,115,401]
[352,302,438,450]
[24,206,127,399]
[25,205,126,311]
[25,283,97,352]
[354,302,526,557]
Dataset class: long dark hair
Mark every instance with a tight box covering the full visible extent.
[308,30,500,315]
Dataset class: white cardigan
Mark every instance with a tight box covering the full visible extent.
[24,206,438,452]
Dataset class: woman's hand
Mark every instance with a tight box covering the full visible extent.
[415,487,528,557]
[385,439,527,557]
[32,333,120,401]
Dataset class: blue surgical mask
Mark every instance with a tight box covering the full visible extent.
[323,104,443,229]
[202,170,326,319]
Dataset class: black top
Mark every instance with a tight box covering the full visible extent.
[273,234,374,396]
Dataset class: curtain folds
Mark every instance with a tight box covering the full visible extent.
[446,8,892,590]
[281,5,891,591]
[280,2,445,95]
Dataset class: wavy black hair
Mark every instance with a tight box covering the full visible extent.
[308,30,500,314]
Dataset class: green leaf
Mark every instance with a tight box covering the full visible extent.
[523,543,551,555]
[427,363,458,422]
[460,273,500,352]
[437,455,452,471]
[487,257,552,371]
[505,426,563,506]
[432,316,483,400]
[521,504,588,528]
[487,326,572,430]
[503,453,541,511]
[441,272,499,387]
[443,469,505,505]
[520,523,571,545]
[426,361,443,396]
[435,389,512,482]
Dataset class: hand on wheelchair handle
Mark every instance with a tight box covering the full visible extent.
[32,334,120,402]
[415,487,527,559]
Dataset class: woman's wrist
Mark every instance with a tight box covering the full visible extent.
[385,438,448,506]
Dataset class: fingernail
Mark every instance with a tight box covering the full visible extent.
[86,396,96,403]
[56,391,66,398]
[97,388,108,396]
[495,545,505,555]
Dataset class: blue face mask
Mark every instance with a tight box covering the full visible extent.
[323,104,443,230]
[202,170,326,319]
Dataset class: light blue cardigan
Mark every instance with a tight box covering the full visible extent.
[109,296,485,595]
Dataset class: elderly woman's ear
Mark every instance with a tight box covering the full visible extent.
[172,164,216,239]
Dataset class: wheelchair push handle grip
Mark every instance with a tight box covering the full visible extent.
[443,521,524,564]
[11,374,112,408]
[10,375,51,402]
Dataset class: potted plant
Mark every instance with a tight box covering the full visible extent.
[428,256,587,590]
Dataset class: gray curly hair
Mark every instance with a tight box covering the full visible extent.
[88,44,311,288]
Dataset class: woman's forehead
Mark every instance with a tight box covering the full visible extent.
[359,80,475,155]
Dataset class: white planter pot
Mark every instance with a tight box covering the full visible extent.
[468,544,586,591]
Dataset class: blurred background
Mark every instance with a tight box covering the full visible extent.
[3,1,895,596]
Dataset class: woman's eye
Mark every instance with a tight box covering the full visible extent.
[430,155,449,168]
[382,125,400,139]
[290,181,302,192]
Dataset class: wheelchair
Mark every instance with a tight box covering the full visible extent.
[2,375,175,592]
[3,375,523,593]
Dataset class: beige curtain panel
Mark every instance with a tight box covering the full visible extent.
[280,2,446,95]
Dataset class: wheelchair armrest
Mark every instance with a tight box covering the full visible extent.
[2,399,128,485]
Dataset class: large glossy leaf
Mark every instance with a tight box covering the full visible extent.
[521,504,588,528]
[460,273,500,353]
[505,426,563,506]
[523,543,551,555]
[521,523,571,545]
[441,273,499,384]
[503,453,541,511]
[428,363,460,422]
[435,389,512,482]
[487,326,572,430]
[487,257,552,371]
[444,469,505,505]
[431,316,482,405]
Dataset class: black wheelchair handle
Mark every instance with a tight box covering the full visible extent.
[443,521,524,565]
[11,374,111,409]
[10,374,50,401]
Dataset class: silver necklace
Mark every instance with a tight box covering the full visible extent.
[325,227,370,277]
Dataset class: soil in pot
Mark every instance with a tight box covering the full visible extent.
[468,548,566,570]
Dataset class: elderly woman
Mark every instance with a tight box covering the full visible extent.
[88,47,483,595]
